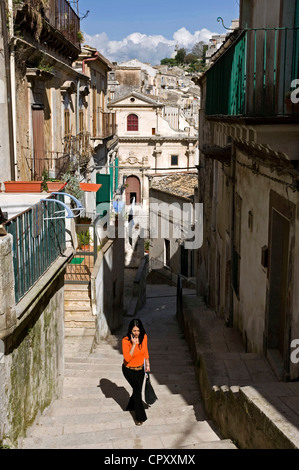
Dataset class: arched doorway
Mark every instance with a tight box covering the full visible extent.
[126,175,141,205]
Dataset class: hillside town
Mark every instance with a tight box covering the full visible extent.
[0,0,299,451]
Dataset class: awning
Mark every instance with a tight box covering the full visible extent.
[80,183,102,192]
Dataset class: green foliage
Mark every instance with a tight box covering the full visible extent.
[160,41,208,72]
[160,58,177,66]
[62,172,83,201]
[77,30,84,43]
[41,168,48,192]
[175,48,187,65]
[77,230,91,247]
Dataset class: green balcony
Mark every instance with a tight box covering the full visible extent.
[206,27,299,118]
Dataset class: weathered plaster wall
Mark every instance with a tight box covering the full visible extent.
[0,235,67,447]
[91,237,124,342]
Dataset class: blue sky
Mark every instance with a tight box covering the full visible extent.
[75,0,240,64]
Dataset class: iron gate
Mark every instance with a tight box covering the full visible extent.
[65,222,97,284]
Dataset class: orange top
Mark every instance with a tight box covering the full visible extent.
[122,334,149,367]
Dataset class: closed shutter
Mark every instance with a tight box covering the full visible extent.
[96,174,111,203]
[32,105,45,179]
[115,158,119,190]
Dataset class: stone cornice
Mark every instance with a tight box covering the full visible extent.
[118,136,198,143]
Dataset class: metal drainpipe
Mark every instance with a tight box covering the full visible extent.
[2,0,15,180]
[76,79,80,135]
[82,52,99,75]
[7,0,17,178]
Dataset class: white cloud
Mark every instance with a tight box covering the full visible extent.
[83,27,216,65]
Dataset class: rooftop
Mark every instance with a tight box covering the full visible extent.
[150,173,198,199]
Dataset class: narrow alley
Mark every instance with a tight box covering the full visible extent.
[20,283,236,450]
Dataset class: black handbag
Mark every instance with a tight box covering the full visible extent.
[144,372,158,405]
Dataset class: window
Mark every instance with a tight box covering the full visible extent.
[64,109,70,136]
[63,94,71,137]
[171,155,178,166]
[127,114,138,131]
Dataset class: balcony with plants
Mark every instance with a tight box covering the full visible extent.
[205,26,299,119]
[12,0,83,62]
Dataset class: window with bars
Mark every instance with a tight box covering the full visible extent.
[171,155,178,166]
[127,114,138,131]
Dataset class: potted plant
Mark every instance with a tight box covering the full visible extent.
[42,169,66,193]
[77,230,91,251]
[4,181,43,192]
[46,180,67,193]
[78,216,92,225]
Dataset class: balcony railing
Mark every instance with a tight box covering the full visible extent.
[19,0,80,48]
[4,194,66,303]
[206,27,299,118]
[96,112,117,139]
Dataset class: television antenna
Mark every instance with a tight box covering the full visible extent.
[69,0,79,15]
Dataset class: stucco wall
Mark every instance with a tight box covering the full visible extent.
[91,237,124,342]
[0,235,69,447]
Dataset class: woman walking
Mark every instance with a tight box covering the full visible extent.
[122,319,150,425]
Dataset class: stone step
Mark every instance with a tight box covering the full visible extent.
[64,319,96,329]
[64,290,91,300]
[21,419,222,449]
[64,284,90,291]
[64,328,96,338]
[65,305,93,314]
[64,300,91,309]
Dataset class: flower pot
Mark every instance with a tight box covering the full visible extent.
[4,181,43,193]
[79,245,90,251]
[46,181,67,193]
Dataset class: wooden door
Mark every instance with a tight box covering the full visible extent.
[126,175,141,205]
[268,209,290,356]
[32,106,45,179]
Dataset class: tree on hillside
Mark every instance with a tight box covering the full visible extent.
[192,41,205,58]
[175,48,187,65]
[160,58,177,66]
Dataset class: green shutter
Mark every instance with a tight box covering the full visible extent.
[109,165,113,199]
[96,174,111,204]
[115,158,119,191]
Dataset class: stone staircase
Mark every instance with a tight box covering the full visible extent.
[64,284,95,330]
[20,284,237,450]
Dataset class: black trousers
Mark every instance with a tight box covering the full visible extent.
[122,364,147,422]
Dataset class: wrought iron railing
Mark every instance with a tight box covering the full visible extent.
[4,194,66,303]
[206,27,299,117]
[19,0,80,47]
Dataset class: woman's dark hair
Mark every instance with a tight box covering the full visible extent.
[126,319,146,348]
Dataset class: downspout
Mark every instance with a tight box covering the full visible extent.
[76,79,80,135]
[82,52,99,75]
[2,0,15,179]
[7,0,17,178]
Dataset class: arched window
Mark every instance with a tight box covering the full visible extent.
[127,114,139,131]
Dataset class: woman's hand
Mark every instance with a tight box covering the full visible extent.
[131,334,139,345]
[145,361,150,373]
